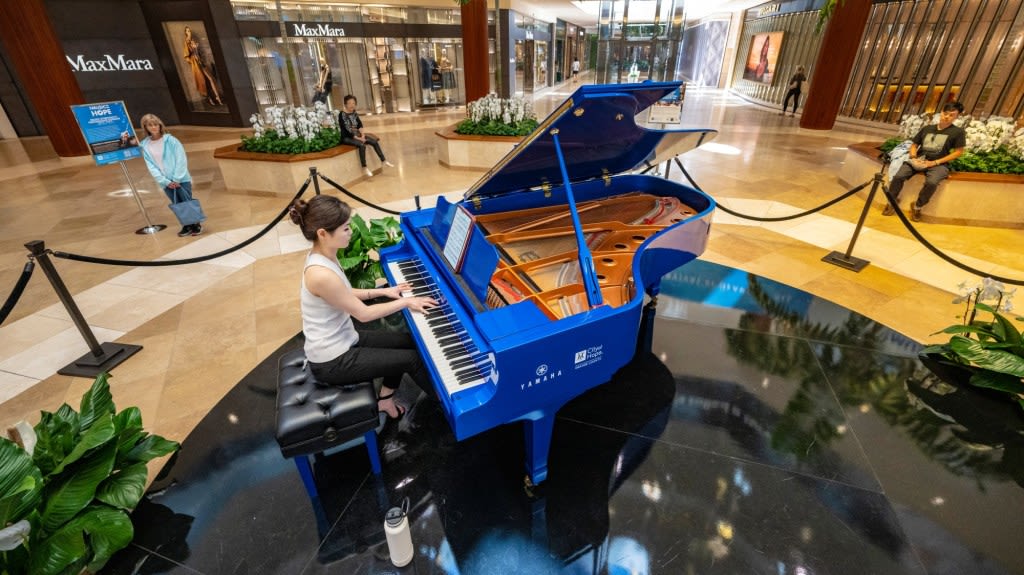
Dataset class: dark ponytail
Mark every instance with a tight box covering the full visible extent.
[289,195,352,241]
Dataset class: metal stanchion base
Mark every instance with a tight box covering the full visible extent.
[135,224,167,235]
[57,342,143,377]
[822,251,870,272]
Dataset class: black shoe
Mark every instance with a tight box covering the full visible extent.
[910,205,922,222]
[190,223,203,236]
[177,225,193,237]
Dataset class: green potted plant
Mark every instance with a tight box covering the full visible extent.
[921,278,1024,411]
[0,373,179,574]
[337,214,403,289]
[240,103,341,155]
[455,94,539,137]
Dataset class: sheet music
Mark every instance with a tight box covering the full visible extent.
[443,205,473,272]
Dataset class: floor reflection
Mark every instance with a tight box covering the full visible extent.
[105,261,1024,575]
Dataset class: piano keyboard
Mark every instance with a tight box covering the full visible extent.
[387,259,494,397]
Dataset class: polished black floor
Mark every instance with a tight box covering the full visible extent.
[105,261,1024,575]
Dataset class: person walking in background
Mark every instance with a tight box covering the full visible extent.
[571,57,581,82]
[882,101,966,222]
[338,95,394,178]
[139,114,205,237]
[780,65,807,117]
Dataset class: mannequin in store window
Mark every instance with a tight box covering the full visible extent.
[420,55,435,104]
[439,49,454,103]
[314,58,333,106]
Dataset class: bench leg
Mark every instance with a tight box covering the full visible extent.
[363,430,382,475]
[293,454,319,500]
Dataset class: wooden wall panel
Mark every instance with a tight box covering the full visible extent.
[0,0,88,156]
[800,0,872,130]
[461,0,489,104]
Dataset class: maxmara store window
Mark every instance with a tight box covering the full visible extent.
[230,0,467,114]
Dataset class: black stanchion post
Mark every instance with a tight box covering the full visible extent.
[821,165,888,272]
[24,240,142,377]
[310,166,321,196]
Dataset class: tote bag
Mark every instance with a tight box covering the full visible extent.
[168,186,206,226]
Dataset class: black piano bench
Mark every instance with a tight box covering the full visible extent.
[276,348,382,500]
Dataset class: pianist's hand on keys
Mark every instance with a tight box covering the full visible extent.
[383,282,437,313]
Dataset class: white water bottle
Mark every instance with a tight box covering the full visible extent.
[384,498,413,567]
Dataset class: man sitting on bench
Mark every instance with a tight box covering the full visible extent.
[883,101,966,222]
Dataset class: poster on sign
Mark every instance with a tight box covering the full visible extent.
[648,85,685,124]
[70,101,141,166]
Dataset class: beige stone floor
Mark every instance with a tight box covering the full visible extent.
[1,85,1022,480]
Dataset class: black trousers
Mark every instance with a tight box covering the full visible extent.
[308,328,432,395]
[783,88,801,113]
[341,135,385,167]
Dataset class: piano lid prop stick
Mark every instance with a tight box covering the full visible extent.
[549,129,604,308]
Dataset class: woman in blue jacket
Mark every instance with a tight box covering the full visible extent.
[139,113,205,236]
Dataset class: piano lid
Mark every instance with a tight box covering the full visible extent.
[465,81,701,201]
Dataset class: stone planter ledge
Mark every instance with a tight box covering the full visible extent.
[435,124,522,170]
[213,143,382,197]
[840,141,1024,229]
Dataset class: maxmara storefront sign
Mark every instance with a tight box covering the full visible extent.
[66,54,154,72]
[287,22,347,37]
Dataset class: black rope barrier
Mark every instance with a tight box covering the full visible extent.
[0,261,35,327]
[316,171,401,215]
[885,196,1024,287]
[673,157,1024,287]
[51,176,312,267]
[675,158,867,222]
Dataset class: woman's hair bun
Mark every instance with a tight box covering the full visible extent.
[288,199,307,226]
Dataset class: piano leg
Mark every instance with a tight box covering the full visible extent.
[524,413,556,484]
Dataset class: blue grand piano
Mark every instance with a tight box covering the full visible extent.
[380,81,716,484]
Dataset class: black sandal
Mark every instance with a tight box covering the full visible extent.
[377,391,406,421]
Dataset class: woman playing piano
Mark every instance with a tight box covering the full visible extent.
[290,195,437,420]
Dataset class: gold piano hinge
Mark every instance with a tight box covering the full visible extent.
[471,196,482,210]
[541,180,552,198]
[574,107,584,117]
[602,168,611,187]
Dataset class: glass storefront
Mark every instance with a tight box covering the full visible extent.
[230,0,466,114]
[594,0,683,85]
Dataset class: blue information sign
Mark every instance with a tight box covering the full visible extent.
[70,101,141,166]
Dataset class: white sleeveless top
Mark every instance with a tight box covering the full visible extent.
[301,252,359,363]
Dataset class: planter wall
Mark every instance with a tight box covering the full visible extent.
[435,124,522,170]
[213,144,380,197]
[841,142,1024,229]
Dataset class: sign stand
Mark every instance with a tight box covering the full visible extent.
[70,100,166,235]
[120,162,165,235]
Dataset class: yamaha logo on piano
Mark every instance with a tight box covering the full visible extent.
[573,345,604,369]
[522,364,563,390]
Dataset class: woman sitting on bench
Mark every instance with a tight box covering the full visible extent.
[289,195,436,420]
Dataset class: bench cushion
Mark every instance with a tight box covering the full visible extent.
[276,348,378,459]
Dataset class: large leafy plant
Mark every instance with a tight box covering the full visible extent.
[337,214,403,289]
[922,278,1024,410]
[0,374,179,574]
